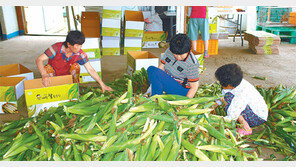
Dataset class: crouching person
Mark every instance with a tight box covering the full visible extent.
[147,33,200,98]
[36,30,113,93]
[215,63,268,136]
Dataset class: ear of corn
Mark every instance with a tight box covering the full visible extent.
[59,134,107,142]
[181,138,211,161]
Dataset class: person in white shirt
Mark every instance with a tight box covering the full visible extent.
[214,63,268,136]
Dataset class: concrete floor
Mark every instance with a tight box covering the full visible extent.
[0,35,296,88]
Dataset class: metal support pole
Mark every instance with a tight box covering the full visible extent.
[71,6,77,30]
[66,6,71,32]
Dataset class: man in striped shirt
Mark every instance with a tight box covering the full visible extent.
[36,31,113,93]
[147,34,200,98]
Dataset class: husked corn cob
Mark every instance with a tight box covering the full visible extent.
[2,103,18,114]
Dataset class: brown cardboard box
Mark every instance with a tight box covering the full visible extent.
[124,11,145,38]
[0,63,34,80]
[81,12,101,38]
[126,51,159,75]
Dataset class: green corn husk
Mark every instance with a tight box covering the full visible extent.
[59,134,107,142]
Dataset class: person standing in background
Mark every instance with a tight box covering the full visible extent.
[188,6,210,58]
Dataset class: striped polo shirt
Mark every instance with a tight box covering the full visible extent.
[44,43,89,65]
[161,48,199,88]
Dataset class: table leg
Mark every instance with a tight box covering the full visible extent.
[170,16,174,41]
[239,14,243,46]
[234,14,239,42]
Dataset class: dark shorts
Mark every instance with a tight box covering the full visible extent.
[224,92,265,127]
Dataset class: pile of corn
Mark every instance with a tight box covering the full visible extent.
[0,79,263,161]
[0,68,295,161]
[251,85,296,160]
[192,82,296,160]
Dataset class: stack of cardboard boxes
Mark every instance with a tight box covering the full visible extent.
[245,31,281,55]
[80,11,102,82]
[123,11,145,54]
[101,7,122,56]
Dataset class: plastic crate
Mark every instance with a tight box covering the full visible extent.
[289,12,296,26]
[194,39,219,55]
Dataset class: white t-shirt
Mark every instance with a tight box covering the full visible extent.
[222,79,268,121]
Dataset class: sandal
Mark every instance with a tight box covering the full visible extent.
[237,128,253,136]
[203,54,210,58]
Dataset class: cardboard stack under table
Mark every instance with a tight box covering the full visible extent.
[244,31,281,55]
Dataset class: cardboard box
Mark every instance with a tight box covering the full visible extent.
[24,75,79,117]
[81,12,100,38]
[101,19,121,37]
[124,10,145,38]
[0,63,34,80]
[82,38,101,59]
[127,51,159,75]
[124,37,142,55]
[103,6,122,19]
[142,31,167,48]
[102,37,121,55]
[0,77,27,123]
[79,59,102,83]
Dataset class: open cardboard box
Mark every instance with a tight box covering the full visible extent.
[0,63,34,80]
[24,75,79,117]
[127,51,159,75]
[0,77,27,123]
[81,12,100,38]
[124,10,145,38]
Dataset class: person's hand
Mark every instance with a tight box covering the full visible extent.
[101,84,114,93]
[42,74,50,87]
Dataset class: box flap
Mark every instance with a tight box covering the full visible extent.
[81,12,100,38]
[24,75,73,90]
[127,51,158,59]
[0,77,26,86]
[125,10,144,22]
[19,64,33,74]
[0,64,20,76]
[81,11,100,20]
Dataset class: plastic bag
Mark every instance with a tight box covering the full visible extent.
[145,14,163,31]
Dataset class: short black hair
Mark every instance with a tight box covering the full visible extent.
[169,33,191,55]
[215,63,243,88]
[64,30,85,47]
